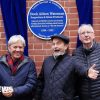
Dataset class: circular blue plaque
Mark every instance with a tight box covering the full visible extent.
[27,0,67,40]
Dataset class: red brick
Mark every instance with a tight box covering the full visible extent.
[34,44,43,49]
[69,7,77,13]
[65,1,76,7]
[35,56,44,61]
[69,19,79,25]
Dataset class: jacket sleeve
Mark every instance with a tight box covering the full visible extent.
[34,64,44,100]
[72,57,88,77]
[13,61,37,96]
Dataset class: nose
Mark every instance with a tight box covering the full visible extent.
[84,32,89,36]
[54,44,58,48]
[16,47,20,51]
[52,44,58,50]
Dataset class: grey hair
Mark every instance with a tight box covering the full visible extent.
[78,24,94,34]
[8,35,26,47]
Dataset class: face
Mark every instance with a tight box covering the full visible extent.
[52,38,68,57]
[8,41,24,60]
[79,26,95,47]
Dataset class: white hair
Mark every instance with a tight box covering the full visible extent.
[8,35,26,47]
[78,24,94,34]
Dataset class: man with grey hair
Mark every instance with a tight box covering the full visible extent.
[0,35,37,100]
[34,34,98,100]
[73,24,100,100]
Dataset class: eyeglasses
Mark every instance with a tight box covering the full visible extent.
[80,31,94,35]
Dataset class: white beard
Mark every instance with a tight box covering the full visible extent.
[53,51,65,59]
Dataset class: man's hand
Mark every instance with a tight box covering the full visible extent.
[2,86,14,97]
[88,64,99,79]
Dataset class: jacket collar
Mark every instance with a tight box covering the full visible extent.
[0,55,30,68]
[82,41,97,55]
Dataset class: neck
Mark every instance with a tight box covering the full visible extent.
[83,42,93,49]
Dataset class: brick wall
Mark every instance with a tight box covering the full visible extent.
[0,0,100,73]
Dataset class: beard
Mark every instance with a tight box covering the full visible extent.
[53,51,65,59]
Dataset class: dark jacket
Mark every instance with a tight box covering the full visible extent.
[35,54,87,100]
[73,41,100,100]
[0,55,37,100]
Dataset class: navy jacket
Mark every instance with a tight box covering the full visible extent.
[0,56,37,100]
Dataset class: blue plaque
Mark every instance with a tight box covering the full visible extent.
[27,0,67,40]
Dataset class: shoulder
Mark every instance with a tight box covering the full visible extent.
[44,56,53,61]
[96,42,100,48]
[73,46,83,56]
[23,56,35,64]
[75,46,82,52]
[0,55,6,63]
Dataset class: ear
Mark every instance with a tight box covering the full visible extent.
[65,44,69,50]
[78,34,80,39]
[93,32,95,39]
[7,45,10,51]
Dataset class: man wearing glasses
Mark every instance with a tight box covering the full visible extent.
[73,24,100,100]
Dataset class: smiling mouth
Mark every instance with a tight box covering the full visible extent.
[84,38,90,40]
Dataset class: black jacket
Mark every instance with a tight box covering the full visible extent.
[35,54,87,100]
[73,41,100,100]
